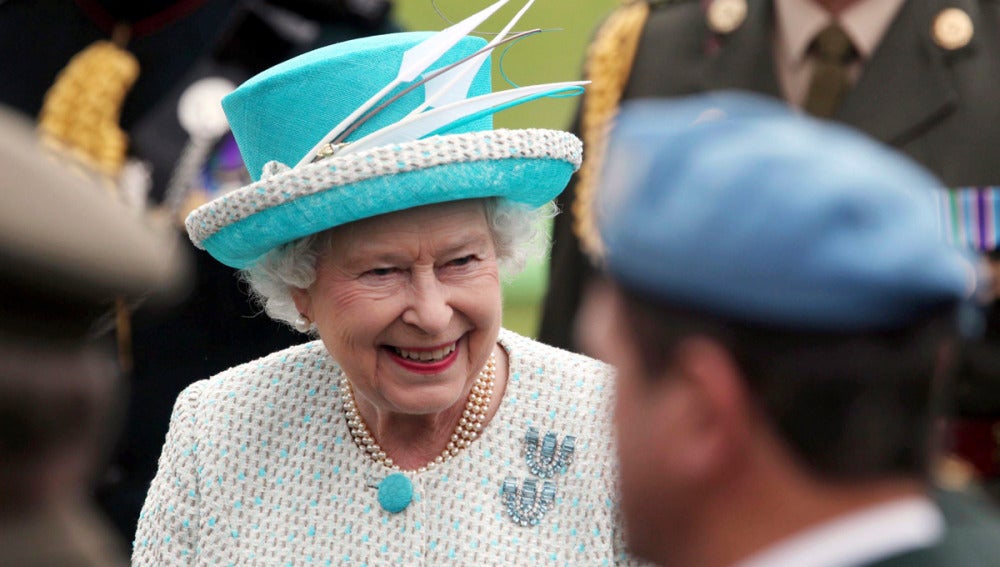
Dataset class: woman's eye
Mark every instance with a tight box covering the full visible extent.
[448,255,475,267]
[365,267,397,277]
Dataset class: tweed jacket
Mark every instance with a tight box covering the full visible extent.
[133,329,640,565]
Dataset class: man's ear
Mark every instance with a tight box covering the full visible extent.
[290,286,312,320]
[654,336,754,479]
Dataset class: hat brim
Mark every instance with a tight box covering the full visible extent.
[186,129,581,269]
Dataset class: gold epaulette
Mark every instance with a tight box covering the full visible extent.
[37,40,139,178]
[571,0,651,261]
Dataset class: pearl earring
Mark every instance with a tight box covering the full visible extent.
[294,314,312,333]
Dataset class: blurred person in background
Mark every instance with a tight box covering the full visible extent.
[133,2,643,564]
[0,0,396,539]
[0,106,189,565]
[578,93,1000,567]
[544,0,1000,493]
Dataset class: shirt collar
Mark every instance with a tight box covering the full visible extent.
[733,496,944,567]
[774,0,907,63]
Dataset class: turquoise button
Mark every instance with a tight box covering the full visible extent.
[378,473,413,513]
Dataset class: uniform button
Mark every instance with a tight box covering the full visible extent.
[707,0,748,35]
[932,7,974,51]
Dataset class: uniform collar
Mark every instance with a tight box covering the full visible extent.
[734,495,944,567]
[774,0,907,64]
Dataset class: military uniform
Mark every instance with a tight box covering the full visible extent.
[542,0,1000,486]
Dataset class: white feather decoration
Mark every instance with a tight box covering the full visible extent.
[296,0,515,168]
[418,0,539,110]
[337,80,588,157]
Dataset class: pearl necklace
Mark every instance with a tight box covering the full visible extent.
[340,353,496,473]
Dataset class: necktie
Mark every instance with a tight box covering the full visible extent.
[803,23,858,118]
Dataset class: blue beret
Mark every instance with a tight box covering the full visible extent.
[597,93,979,330]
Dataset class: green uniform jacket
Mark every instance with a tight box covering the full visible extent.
[872,490,1000,566]
[542,0,1000,416]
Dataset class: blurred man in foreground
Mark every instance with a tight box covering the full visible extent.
[0,106,189,566]
[579,93,1000,566]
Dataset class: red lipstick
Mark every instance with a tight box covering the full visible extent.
[386,342,460,374]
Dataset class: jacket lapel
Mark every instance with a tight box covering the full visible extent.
[836,0,976,146]
[702,0,782,98]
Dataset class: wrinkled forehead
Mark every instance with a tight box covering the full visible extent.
[320,200,492,258]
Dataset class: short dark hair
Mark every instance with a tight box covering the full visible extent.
[619,286,958,481]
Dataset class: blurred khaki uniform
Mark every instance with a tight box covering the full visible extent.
[0,106,190,566]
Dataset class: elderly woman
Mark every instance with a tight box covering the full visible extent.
[132,4,639,565]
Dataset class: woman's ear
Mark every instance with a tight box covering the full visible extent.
[290,286,312,320]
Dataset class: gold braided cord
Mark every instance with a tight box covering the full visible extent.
[37,38,140,372]
[571,0,650,262]
[37,40,139,178]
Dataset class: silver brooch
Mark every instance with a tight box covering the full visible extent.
[501,477,557,527]
[524,427,576,478]
[500,427,577,526]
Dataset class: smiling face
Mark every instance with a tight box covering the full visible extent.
[292,200,502,418]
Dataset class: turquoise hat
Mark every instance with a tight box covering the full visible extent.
[598,93,980,330]
[186,28,584,269]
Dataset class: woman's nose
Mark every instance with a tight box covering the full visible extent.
[401,272,453,334]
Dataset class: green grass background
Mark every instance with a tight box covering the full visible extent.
[392,0,618,336]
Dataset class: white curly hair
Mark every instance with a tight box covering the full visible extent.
[241,198,556,331]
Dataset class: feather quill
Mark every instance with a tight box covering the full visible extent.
[336,80,587,157]
[418,0,539,110]
[296,0,515,168]
[333,28,542,145]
